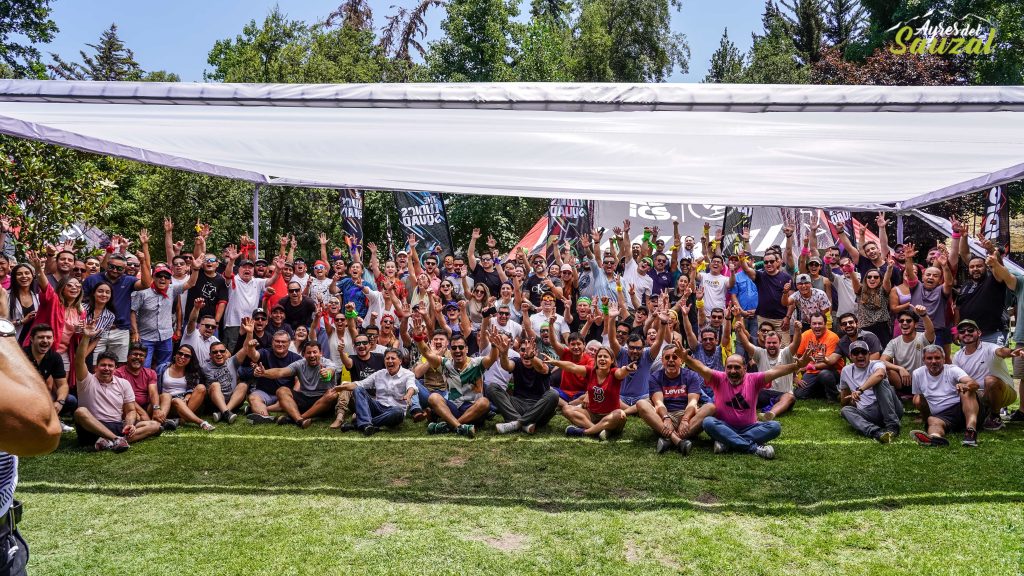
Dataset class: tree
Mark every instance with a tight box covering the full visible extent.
[823,0,867,52]
[740,12,809,83]
[143,70,181,82]
[515,11,577,81]
[971,1,1024,85]
[572,0,689,82]
[530,0,573,26]
[50,24,143,81]
[0,136,119,253]
[379,0,445,79]
[205,8,308,83]
[779,0,825,65]
[0,0,57,78]
[704,28,744,82]
[428,0,522,82]
[811,45,965,85]
[324,0,373,31]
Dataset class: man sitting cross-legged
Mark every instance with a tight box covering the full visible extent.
[245,330,301,424]
[201,329,255,425]
[413,323,496,439]
[734,320,802,420]
[548,346,637,441]
[839,340,903,444]
[684,347,811,459]
[334,348,417,436]
[254,340,339,429]
[637,344,716,456]
[487,333,560,435]
[72,321,161,452]
[911,344,982,447]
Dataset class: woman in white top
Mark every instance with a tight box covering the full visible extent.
[159,344,215,431]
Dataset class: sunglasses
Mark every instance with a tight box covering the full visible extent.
[366,333,379,338]
[314,265,325,271]
[175,351,192,359]
[201,323,218,329]
[866,275,881,280]
[850,350,868,356]
[355,341,369,346]
[425,262,437,266]
[959,327,977,334]
[808,262,821,266]
[289,289,301,293]
[498,311,510,316]
[211,349,227,354]
[481,256,493,261]
[108,265,125,272]
[763,259,778,264]
[205,257,218,263]
[73,268,86,273]
[627,346,643,352]
[898,318,915,324]
[450,345,466,351]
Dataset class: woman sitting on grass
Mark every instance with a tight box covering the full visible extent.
[156,344,215,431]
[546,347,636,441]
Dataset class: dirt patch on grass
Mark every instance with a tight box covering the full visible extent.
[373,523,398,536]
[624,541,642,563]
[469,532,528,552]
[696,492,720,505]
[444,454,469,467]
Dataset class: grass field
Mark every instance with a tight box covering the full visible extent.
[17,400,1024,576]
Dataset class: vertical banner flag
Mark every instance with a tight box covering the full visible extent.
[546,199,593,261]
[981,185,1010,250]
[721,207,753,256]
[339,188,364,248]
[394,191,454,257]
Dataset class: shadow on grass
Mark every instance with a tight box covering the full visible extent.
[18,480,1024,516]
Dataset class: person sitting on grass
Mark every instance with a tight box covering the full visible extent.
[114,344,165,429]
[413,324,496,439]
[911,344,981,447]
[881,307,935,394]
[334,348,416,436]
[245,330,301,424]
[637,344,715,456]
[23,323,75,432]
[952,319,1022,431]
[157,343,215,431]
[72,321,162,452]
[839,340,903,444]
[546,326,593,415]
[488,333,560,435]
[793,312,843,402]
[683,346,811,459]
[548,346,636,441]
[253,340,338,429]
[607,304,668,416]
[734,320,802,421]
[201,332,256,425]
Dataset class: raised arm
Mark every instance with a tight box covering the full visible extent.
[679,346,713,381]
[835,220,860,264]
[544,355,587,378]
[764,347,813,384]
[467,228,481,271]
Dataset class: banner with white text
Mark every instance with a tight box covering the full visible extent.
[394,191,454,258]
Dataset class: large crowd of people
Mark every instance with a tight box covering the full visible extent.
[2,213,1022,459]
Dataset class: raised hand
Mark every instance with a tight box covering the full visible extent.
[241,316,255,333]
[486,234,497,249]
[875,212,888,229]
[407,233,418,248]
[225,244,238,261]
[471,228,481,240]
[903,242,917,259]
[367,242,378,253]
[193,297,206,310]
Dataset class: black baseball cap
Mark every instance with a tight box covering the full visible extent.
[252,307,268,318]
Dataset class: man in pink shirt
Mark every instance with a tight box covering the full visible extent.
[684,348,810,459]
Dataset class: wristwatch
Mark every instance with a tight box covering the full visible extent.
[0,318,16,338]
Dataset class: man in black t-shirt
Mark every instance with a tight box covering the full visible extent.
[334,334,385,425]
[23,323,76,421]
[467,228,503,297]
[244,331,301,424]
[487,335,559,434]
[280,281,317,330]
[956,255,1013,344]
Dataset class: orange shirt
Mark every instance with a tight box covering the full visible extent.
[797,329,844,374]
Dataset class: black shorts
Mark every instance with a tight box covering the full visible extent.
[294,391,325,413]
[75,419,123,447]
[757,389,788,408]
[932,402,966,432]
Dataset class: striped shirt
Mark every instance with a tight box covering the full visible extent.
[0,452,16,517]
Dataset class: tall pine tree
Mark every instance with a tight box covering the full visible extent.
[704,28,743,82]
[50,24,144,81]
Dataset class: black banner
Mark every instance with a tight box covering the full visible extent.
[339,189,364,248]
[721,207,753,256]
[546,199,593,261]
[394,191,454,258]
[981,185,1010,251]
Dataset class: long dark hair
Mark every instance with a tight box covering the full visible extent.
[172,344,204,389]
[84,280,113,316]
[9,263,38,296]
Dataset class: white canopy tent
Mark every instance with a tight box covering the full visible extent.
[1,81,1023,210]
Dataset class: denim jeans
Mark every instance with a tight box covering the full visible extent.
[409,381,445,414]
[702,416,781,453]
[353,387,405,429]
[141,338,173,369]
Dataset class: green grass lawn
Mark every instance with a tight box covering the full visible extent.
[17,401,1024,576]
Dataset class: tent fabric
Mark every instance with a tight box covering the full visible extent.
[1,80,1023,209]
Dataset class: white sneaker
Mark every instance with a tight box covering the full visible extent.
[597,430,608,442]
[111,437,130,453]
[200,421,216,432]
[523,423,536,435]
[754,444,775,460]
[713,441,727,454]
[60,423,74,433]
[495,421,520,434]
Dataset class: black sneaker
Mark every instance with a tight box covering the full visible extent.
[655,437,673,454]
[929,435,950,447]
[962,427,978,447]
[340,422,357,432]
[362,425,380,436]
[212,411,222,423]
[276,416,295,426]
[1008,410,1024,423]
[224,410,237,424]
[160,419,179,432]
[246,413,274,425]
[678,439,693,456]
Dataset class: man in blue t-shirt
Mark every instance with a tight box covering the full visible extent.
[728,254,759,360]
[244,330,301,424]
[83,232,153,362]
[608,310,669,414]
[636,344,714,456]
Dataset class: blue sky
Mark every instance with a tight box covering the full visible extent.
[44,1,763,82]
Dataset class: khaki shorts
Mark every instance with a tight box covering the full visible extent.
[982,378,1018,411]
[1013,342,1024,380]
[667,409,688,427]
